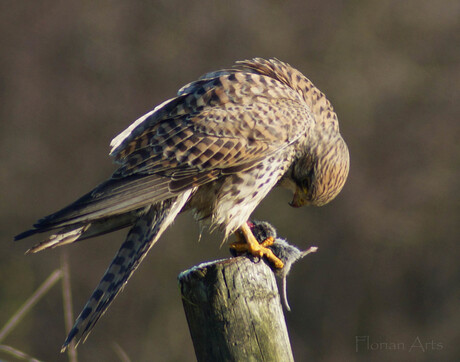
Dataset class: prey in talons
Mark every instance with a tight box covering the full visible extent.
[230,221,284,269]
[231,220,318,311]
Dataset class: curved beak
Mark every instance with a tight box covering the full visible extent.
[289,189,308,208]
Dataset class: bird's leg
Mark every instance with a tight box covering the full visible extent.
[230,222,284,269]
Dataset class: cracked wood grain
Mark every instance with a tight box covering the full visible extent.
[178,256,294,362]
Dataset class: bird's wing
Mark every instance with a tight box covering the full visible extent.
[110,64,312,193]
[14,174,174,239]
[17,59,314,241]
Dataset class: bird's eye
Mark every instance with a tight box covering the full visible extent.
[301,179,311,194]
[300,169,315,194]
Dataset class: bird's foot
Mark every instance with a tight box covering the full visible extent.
[230,223,284,269]
[231,235,275,250]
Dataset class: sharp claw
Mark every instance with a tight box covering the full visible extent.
[233,223,285,269]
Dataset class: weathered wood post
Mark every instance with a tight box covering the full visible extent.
[178,256,294,361]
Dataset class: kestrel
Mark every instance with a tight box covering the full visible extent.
[15,58,349,350]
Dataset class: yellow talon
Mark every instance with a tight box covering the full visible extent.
[230,223,284,269]
[259,236,274,248]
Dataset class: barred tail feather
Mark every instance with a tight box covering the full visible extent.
[61,190,193,351]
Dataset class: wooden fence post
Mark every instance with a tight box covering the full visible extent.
[178,256,294,361]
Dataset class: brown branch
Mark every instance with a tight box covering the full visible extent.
[0,269,62,343]
[61,250,78,361]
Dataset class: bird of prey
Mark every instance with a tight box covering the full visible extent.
[15,58,349,350]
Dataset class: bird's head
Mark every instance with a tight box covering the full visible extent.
[289,135,349,207]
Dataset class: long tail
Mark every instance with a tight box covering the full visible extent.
[61,190,192,351]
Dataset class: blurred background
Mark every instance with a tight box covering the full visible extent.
[1,1,458,361]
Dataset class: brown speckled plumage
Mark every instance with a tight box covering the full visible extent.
[15,58,349,349]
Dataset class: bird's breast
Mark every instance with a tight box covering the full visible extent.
[188,150,294,237]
